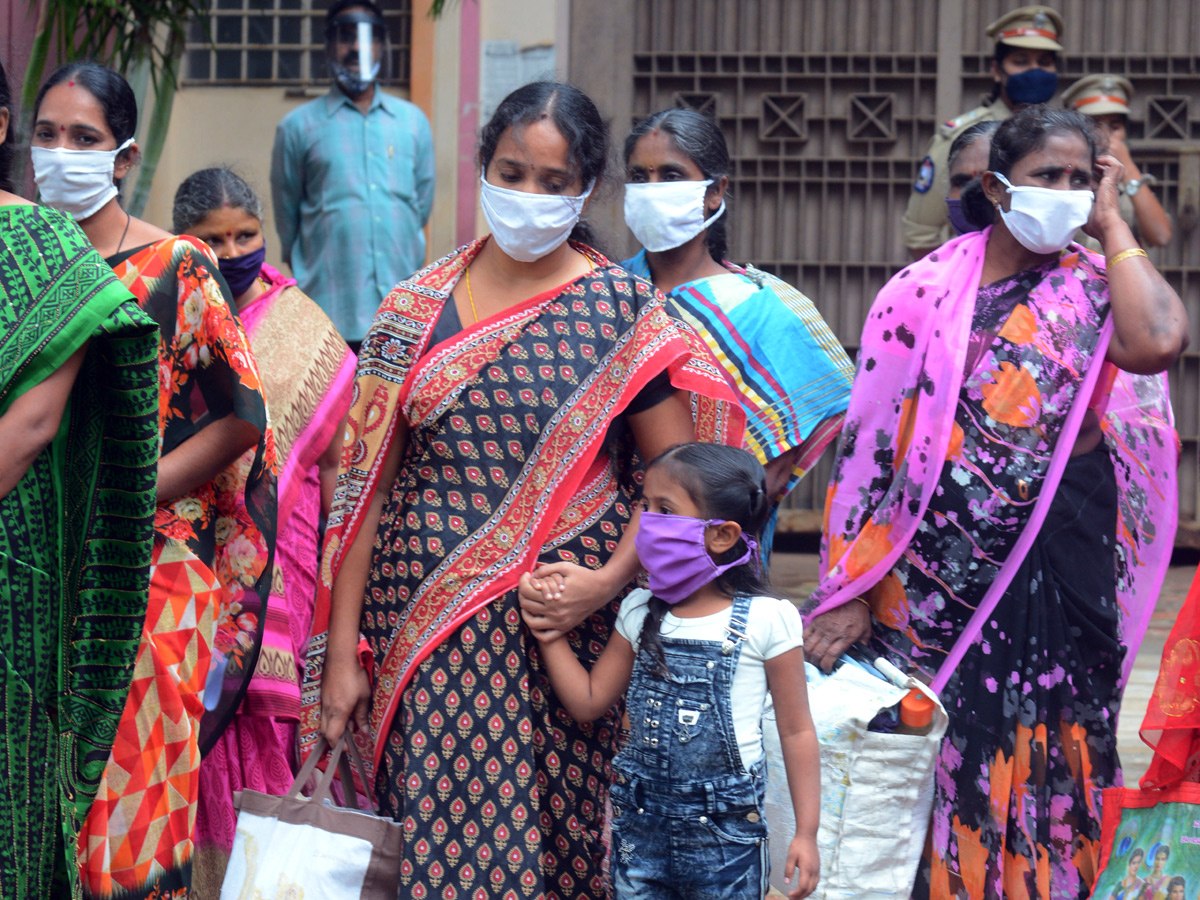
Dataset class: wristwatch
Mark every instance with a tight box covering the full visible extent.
[1124,173,1157,196]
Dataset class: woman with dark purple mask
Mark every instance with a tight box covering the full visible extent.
[945,120,1000,234]
[172,166,357,893]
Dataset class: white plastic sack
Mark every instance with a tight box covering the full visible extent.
[763,659,947,899]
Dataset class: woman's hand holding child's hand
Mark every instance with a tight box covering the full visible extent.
[518,562,618,641]
[518,572,563,643]
[784,833,820,899]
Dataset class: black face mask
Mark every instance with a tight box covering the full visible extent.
[1004,68,1058,106]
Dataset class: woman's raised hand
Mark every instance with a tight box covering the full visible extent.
[1083,154,1127,243]
[320,653,371,744]
[517,561,619,642]
[802,600,873,673]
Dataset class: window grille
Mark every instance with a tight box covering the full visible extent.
[184,0,411,88]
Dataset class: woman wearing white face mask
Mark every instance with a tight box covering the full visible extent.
[306,81,744,900]
[0,54,160,899]
[804,106,1186,900]
[30,62,277,900]
[620,109,854,557]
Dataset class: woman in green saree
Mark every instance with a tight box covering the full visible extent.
[0,54,160,896]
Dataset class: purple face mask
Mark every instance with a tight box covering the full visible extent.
[946,197,981,235]
[634,510,757,605]
[217,243,266,299]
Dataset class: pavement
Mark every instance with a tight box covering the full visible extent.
[768,549,1199,783]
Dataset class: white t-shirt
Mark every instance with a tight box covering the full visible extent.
[615,589,804,767]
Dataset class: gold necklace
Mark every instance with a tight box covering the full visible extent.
[465,265,480,324]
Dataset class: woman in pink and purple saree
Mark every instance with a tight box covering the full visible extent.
[805,106,1186,900]
[172,166,356,895]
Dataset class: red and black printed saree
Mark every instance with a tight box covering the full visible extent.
[300,238,742,899]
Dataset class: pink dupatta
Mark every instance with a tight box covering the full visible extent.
[806,229,1175,694]
[237,264,356,716]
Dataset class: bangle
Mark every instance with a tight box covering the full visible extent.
[1107,247,1148,269]
[852,596,871,609]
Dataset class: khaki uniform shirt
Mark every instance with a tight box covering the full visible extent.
[902,97,1010,251]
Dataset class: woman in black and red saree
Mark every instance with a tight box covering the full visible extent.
[301,82,744,900]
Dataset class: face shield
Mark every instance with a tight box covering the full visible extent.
[326,11,388,95]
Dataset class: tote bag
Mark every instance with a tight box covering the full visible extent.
[763,657,947,899]
[1086,783,1200,900]
[220,732,402,900]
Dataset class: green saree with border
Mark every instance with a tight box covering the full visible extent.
[0,205,159,897]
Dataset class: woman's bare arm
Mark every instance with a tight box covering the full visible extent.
[0,344,87,499]
[1086,155,1188,374]
[157,414,262,502]
[321,417,407,741]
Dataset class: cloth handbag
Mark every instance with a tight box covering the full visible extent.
[763,657,947,899]
[1086,783,1200,900]
[219,732,402,900]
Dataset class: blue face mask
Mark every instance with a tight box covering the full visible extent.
[945,198,983,235]
[1004,68,1058,106]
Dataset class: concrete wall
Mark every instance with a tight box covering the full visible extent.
[134,0,561,273]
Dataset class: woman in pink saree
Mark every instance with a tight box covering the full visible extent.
[172,167,356,893]
[804,107,1185,900]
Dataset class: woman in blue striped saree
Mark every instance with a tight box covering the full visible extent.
[621,108,854,554]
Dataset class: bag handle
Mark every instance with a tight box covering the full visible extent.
[286,730,378,814]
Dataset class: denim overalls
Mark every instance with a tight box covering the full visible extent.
[609,593,769,900]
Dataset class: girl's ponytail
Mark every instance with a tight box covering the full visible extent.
[637,595,672,678]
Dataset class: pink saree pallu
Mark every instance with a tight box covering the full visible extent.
[807,229,1176,900]
[193,264,355,896]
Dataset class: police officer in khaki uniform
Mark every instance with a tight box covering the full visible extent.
[901,5,1064,260]
[1061,74,1173,248]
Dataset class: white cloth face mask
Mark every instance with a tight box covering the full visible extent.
[31,137,135,222]
[479,175,593,262]
[623,179,725,253]
[993,171,1094,255]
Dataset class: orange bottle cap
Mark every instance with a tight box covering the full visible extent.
[900,689,935,728]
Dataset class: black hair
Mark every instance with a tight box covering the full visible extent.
[1168,877,1186,893]
[988,43,1059,102]
[948,119,1001,172]
[624,108,731,263]
[0,54,13,193]
[961,105,1102,229]
[1131,847,1146,864]
[1155,846,1171,861]
[326,0,384,25]
[34,61,138,192]
[172,166,263,235]
[477,81,609,253]
[637,442,773,676]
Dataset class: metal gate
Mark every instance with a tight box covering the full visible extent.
[570,0,1200,540]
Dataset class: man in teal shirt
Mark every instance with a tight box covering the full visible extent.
[270,0,435,347]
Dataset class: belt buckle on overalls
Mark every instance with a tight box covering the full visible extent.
[678,708,701,726]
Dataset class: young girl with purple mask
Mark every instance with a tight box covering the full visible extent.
[519,442,820,900]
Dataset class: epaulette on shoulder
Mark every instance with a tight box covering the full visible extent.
[938,106,987,138]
